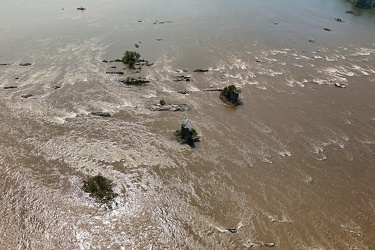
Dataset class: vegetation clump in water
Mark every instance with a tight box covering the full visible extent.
[82,175,118,206]
[122,51,141,69]
[119,77,150,85]
[220,85,241,106]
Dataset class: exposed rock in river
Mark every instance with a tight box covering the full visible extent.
[227,228,237,234]
[174,123,200,147]
[202,88,223,92]
[119,77,150,85]
[193,69,209,72]
[335,83,346,88]
[263,243,276,247]
[174,75,191,82]
[90,112,111,117]
[106,71,124,75]
[19,63,32,66]
[21,94,33,99]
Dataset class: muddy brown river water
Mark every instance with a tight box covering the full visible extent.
[1,0,375,249]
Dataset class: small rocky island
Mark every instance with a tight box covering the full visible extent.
[122,50,141,69]
[220,85,241,106]
[82,174,118,208]
[174,119,200,147]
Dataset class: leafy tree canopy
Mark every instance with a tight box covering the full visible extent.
[122,51,141,69]
[352,0,375,9]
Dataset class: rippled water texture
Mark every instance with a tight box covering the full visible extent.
[1,0,375,249]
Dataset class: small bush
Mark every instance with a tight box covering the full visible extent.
[82,175,118,205]
[160,100,166,106]
[221,85,238,98]
[122,51,141,69]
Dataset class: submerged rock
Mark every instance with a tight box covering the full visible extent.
[263,243,276,247]
[90,111,111,117]
[346,10,358,14]
[202,88,222,92]
[174,75,191,82]
[335,83,346,88]
[178,90,190,94]
[193,69,209,72]
[19,63,32,66]
[21,94,33,99]
[106,71,124,75]
[119,77,150,85]
[150,104,192,112]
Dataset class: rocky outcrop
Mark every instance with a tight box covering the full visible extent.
[175,124,199,147]
[90,111,111,117]
[174,75,191,82]
[193,69,209,72]
[202,88,223,92]
[21,94,33,98]
[346,10,358,14]
[119,77,150,85]
[178,90,190,95]
[263,243,276,247]
[106,71,124,75]
[150,104,191,112]
[220,85,241,106]
[334,83,346,88]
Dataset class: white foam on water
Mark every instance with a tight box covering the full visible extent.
[351,64,371,76]
[293,64,304,68]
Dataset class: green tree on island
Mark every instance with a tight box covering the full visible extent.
[122,51,141,69]
[351,0,375,9]
[220,84,241,106]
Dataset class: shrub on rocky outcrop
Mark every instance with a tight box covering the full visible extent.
[122,51,141,69]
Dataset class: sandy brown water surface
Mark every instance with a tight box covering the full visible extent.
[1,0,375,249]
